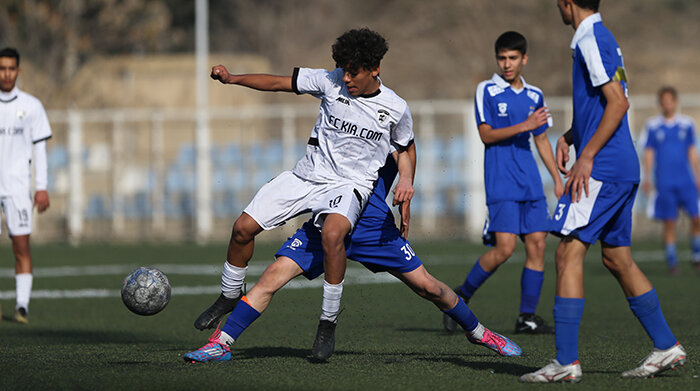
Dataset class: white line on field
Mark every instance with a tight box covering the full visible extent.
[0,269,399,300]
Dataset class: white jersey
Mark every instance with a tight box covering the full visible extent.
[0,87,52,195]
[291,67,414,192]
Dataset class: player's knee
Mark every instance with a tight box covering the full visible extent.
[231,217,258,244]
[495,241,516,260]
[321,228,345,250]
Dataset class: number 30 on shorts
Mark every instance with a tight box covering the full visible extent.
[400,243,416,260]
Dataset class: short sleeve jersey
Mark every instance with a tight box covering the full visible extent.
[475,73,552,203]
[570,13,639,183]
[0,87,52,195]
[291,67,414,192]
[644,114,697,188]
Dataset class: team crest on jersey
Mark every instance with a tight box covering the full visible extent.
[679,129,687,140]
[16,110,25,120]
[655,131,665,143]
[497,102,508,117]
[289,238,303,250]
[377,109,390,125]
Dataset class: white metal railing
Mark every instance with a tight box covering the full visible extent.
[40,94,700,243]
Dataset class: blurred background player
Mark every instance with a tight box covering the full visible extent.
[642,86,700,275]
[521,0,685,382]
[193,28,415,340]
[0,47,52,323]
[184,145,522,363]
[444,31,562,335]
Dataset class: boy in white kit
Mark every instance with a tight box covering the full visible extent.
[0,47,52,323]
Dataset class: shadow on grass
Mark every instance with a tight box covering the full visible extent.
[0,326,168,345]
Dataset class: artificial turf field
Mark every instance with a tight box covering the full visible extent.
[1,239,698,390]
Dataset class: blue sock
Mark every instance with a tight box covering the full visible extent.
[553,296,585,365]
[520,267,544,314]
[460,259,493,298]
[666,243,677,268]
[221,297,261,340]
[692,235,700,263]
[443,296,479,331]
[627,288,677,350]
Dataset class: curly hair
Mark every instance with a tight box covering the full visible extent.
[332,28,388,72]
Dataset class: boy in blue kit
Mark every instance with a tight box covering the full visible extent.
[183,145,522,363]
[520,0,686,383]
[444,31,562,335]
[642,86,700,275]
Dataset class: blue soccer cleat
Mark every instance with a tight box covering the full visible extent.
[467,327,522,357]
[183,326,232,363]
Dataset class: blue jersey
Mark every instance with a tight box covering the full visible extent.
[569,13,639,183]
[475,73,552,203]
[351,154,400,243]
[644,114,697,188]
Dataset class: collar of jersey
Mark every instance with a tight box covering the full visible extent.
[570,12,602,50]
[0,86,19,102]
[490,73,530,94]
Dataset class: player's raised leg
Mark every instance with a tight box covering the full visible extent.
[393,266,521,357]
[516,231,554,334]
[194,212,263,330]
[313,213,352,361]
[185,257,304,363]
[598,245,686,378]
[11,234,32,323]
[444,232,516,332]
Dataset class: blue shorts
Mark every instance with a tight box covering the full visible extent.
[275,221,423,280]
[483,198,551,239]
[550,178,637,247]
[649,185,699,220]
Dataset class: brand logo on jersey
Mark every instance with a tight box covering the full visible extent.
[16,110,25,120]
[488,85,505,96]
[327,114,383,142]
[329,195,343,208]
[0,127,24,135]
[527,91,540,104]
[336,97,350,105]
[377,109,390,125]
[498,102,508,117]
[289,238,303,250]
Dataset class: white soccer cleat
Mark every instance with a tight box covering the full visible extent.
[621,342,687,379]
[519,359,582,383]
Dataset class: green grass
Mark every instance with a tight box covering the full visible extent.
[1,239,698,390]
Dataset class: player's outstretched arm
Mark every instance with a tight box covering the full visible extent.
[564,81,629,202]
[533,132,564,198]
[642,148,655,194]
[210,65,293,92]
[688,146,700,191]
[478,107,549,145]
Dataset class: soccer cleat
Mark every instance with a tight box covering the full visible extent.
[620,342,687,378]
[183,325,232,363]
[311,319,337,361]
[194,293,240,330]
[14,307,28,324]
[519,359,583,383]
[466,328,522,357]
[443,287,469,333]
[514,313,555,334]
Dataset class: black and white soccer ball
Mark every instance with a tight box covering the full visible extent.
[121,266,171,316]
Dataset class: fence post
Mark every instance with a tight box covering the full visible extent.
[67,109,83,245]
[112,113,125,236]
[151,112,165,235]
[464,101,486,239]
[419,105,437,234]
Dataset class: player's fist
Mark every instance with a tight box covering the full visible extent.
[556,136,570,175]
[523,107,550,132]
[210,65,230,83]
[34,190,50,213]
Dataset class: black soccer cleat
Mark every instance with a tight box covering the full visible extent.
[311,319,337,361]
[443,286,470,333]
[14,307,28,324]
[193,293,240,330]
[515,313,555,334]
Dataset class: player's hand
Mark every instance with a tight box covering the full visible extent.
[522,107,549,133]
[399,201,411,238]
[564,154,593,203]
[210,65,230,84]
[554,178,564,199]
[34,190,50,213]
[556,136,571,175]
[642,180,652,195]
[392,179,414,206]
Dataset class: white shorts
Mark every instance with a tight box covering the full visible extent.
[0,193,33,236]
[244,171,370,231]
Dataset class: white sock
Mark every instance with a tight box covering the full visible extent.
[320,279,344,323]
[469,322,485,340]
[221,261,247,299]
[16,273,33,311]
[219,331,235,346]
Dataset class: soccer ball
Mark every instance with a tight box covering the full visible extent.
[121,266,171,316]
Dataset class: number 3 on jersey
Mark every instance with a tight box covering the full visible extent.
[400,243,416,260]
[554,203,566,221]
